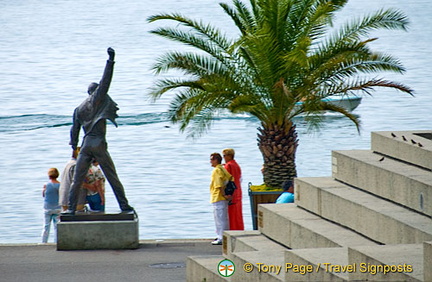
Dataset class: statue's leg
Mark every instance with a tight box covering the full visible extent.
[95,143,132,211]
[67,150,93,212]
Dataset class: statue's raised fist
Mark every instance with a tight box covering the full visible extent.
[107,47,115,60]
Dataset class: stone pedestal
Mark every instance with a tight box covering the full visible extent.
[57,212,139,250]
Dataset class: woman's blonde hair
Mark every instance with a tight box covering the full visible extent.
[222,148,235,157]
[48,168,59,179]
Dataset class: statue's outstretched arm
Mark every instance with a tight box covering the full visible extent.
[93,48,115,105]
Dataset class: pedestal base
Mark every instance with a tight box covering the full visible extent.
[57,212,139,250]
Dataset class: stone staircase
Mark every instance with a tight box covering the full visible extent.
[187,131,432,281]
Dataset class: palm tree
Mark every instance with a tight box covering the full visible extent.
[147,0,413,188]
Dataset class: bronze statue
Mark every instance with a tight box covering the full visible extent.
[62,47,134,215]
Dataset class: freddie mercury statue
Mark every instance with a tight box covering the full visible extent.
[63,47,134,215]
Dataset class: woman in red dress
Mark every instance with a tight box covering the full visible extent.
[222,148,244,230]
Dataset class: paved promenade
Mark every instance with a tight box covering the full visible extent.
[0,239,221,282]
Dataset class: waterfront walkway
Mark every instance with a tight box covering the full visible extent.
[0,239,221,282]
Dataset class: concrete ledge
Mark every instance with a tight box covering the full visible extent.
[223,230,261,256]
[57,213,139,250]
[186,255,228,282]
[371,130,432,171]
[259,204,377,249]
[332,150,432,217]
[223,230,287,259]
[348,244,423,281]
[424,241,432,282]
[295,177,432,244]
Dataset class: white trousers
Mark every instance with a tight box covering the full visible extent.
[212,200,229,241]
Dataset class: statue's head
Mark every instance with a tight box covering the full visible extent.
[87,82,99,95]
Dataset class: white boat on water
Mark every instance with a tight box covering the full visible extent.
[323,94,362,111]
[296,94,362,112]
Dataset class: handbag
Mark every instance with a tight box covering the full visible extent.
[219,167,237,195]
[224,180,237,196]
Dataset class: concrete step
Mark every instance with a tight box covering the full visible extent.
[348,244,423,281]
[226,242,425,281]
[230,247,352,281]
[223,230,287,259]
[332,149,432,217]
[230,250,285,281]
[295,177,432,244]
[371,130,432,171]
[223,230,351,281]
[285,247,349,281]
[188,236,286,282]
[223,230,349,281]
[258,203,377,249]
[192,231,425,281]
[186,255,230,281]
[424,241,432,281]
[223,231,287,281]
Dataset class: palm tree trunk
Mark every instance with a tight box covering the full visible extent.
[257,121,298,188]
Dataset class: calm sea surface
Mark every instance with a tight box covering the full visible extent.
[0,0,431,243]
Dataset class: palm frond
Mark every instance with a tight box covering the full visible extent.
[345,78,414,95]
[220,0,257,35]
[150,26,229,65]
[336,8,409,42]
[148,13,233,49]
[299,99,361,133]
[151,51,227,76]
[148,77,204,100]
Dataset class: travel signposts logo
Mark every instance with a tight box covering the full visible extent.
[218,259,235,277]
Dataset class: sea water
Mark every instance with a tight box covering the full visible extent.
[0,0,431,243]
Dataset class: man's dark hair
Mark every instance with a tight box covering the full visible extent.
[210,153,222,164]
[282,180,293,192]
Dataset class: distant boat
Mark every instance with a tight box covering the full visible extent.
[323,94,362,111]
[297,94,362,112]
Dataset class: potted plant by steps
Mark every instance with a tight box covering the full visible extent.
[248,182,283,230]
